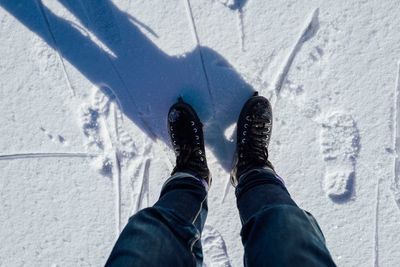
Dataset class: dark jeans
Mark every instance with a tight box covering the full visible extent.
[105,169,336,267]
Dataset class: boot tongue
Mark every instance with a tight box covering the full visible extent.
[175,145,209,181]
[176,144,191,166]
[171,110,194,142]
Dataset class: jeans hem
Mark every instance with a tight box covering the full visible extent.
[163,172,209,191]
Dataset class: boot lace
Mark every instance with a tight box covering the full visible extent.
[238,115,271,168]
[173,144,206,173]
[170,120,208,177]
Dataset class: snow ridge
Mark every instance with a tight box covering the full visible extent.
[202,225,232,267]
[269,8,320,107]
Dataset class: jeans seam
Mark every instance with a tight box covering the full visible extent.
[190,193,207,267]
[191,194,207,224]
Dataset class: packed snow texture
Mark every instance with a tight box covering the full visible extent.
[1,0,400,266]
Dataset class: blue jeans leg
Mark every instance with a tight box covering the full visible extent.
[236,168,337,267]
[105,172,208,267]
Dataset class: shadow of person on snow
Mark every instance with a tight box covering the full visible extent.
[1,0,255,170]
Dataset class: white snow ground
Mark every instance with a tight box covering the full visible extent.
[1,0,400,266]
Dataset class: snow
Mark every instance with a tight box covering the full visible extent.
[1,0,400,266]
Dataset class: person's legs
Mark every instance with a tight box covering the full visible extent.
[105,173,207,267]
[106,97,211,267]
[232,92,336,266]
[236,168,336,267]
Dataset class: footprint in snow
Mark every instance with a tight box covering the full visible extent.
[81,86,138,175]
[319,112,360,203]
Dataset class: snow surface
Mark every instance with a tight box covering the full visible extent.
[1,0,400,266]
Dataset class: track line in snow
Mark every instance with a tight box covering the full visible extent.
[111,103,122,233]
[114,151,122,234]
[111,102,122,234]
[90,88,124,235]
[127,13,159,38]
[0,152,97,160]
[183,0,214,108]
[131,156,151,214]
[101,100,122,235]
[143,158,151,208]
[237,8,246,52]
[183,0,231,180]
[392,62,400,209]
[270,8,319,106]
[36,0,76,97]
[135,158,151,212]
[218,0,248,51]
[100,112,121,235]
[112,102,120,143]
[130,160,144,214]
[373,178,381,267]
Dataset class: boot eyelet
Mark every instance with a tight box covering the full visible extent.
[172,133,175,138]
[200,157,204,162]
[173,141,177,145]
[198,150,202,155]
[243,131,246,136]
[196,135,199,140]
[194,128,197,133]
[246,116,251,121]
[244,124,248,129]
[241,138,246,144]
[191,121,195,126]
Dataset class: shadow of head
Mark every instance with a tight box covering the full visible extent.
[2,0,254,170]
